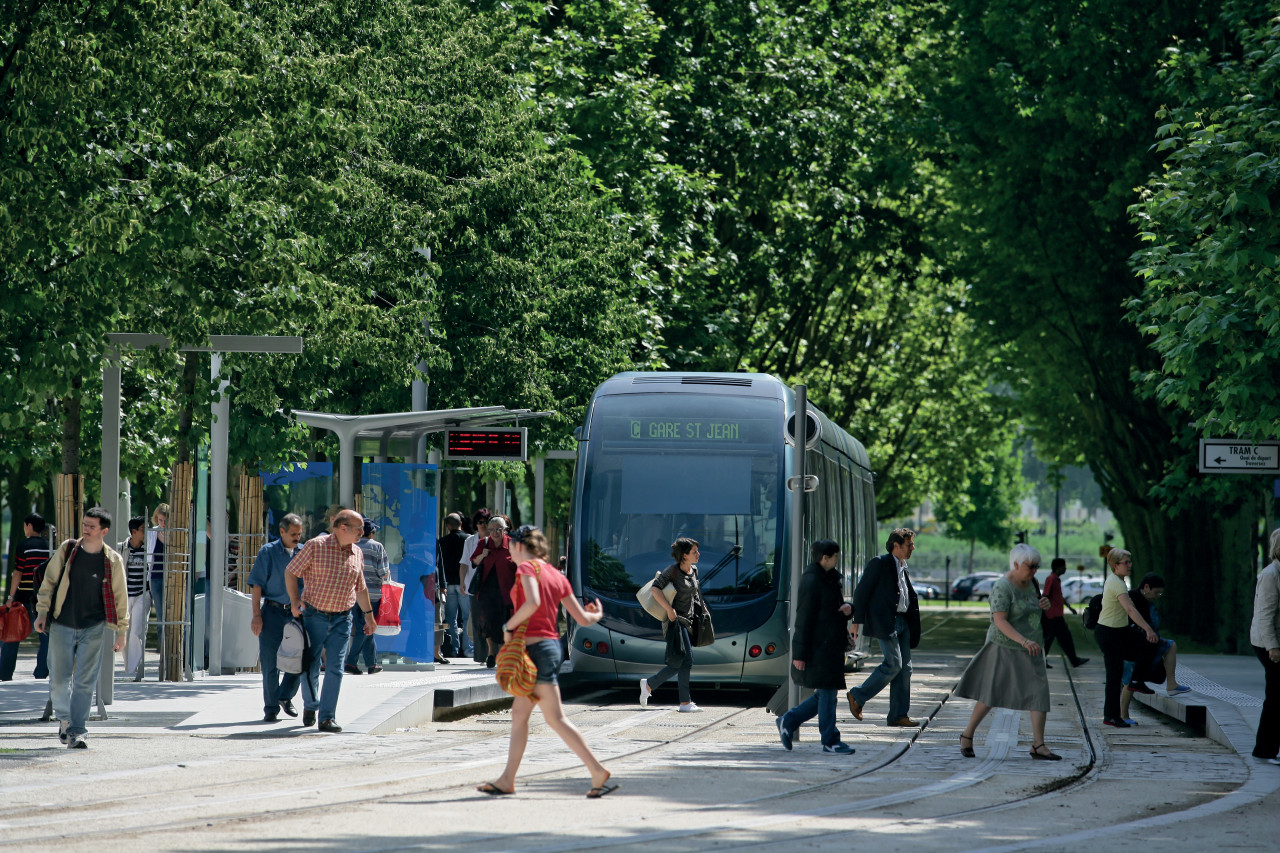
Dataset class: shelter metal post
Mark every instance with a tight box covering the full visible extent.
[787,385,807,710]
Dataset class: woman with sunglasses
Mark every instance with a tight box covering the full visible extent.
[477,525,617,799]
[955,544,1061,760]
[1093,547,1158,728]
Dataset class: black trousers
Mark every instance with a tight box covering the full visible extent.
[1094,624,1149,720]
[1042,614,1082,663]
[1253,645,1280,759]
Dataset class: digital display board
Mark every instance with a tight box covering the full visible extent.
[601,416,772,443]
[444,428,527,461]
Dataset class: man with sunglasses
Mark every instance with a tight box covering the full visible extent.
[285,508,377,732]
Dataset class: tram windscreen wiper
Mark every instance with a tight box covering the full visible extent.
[699,544,742,587]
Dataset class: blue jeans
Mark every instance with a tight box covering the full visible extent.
[48,622,108,737]
[782,687,841,747]
[848,614,912,722]
[257,605,300,716]
[445,584,473,656]
[302,609,352,722]
[347,603,378,669]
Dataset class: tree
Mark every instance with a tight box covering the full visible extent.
[925,0,1260,649]
[936,436,1027,573]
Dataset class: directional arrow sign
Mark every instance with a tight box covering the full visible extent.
[1198,439,1280,474]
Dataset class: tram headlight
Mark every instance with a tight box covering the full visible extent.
[748,644,763,658]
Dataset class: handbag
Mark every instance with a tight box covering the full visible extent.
[692,598,715,647]
[637,571,677,621]
[0,603,33,644]
[374,579,405,636]
[495,622,539,699]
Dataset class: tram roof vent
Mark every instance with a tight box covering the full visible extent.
[631,375,753,387]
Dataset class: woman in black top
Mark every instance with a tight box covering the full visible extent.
[639,538,703,712]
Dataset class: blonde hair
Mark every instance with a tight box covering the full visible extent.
[1106,548,1132,573]
[1270,528,1280,563]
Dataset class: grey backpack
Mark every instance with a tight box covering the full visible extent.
[278,617,307,674]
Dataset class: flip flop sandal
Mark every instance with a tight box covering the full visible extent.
[477,782,514,796]
[586,783,620,799]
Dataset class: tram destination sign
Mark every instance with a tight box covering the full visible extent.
[1198,439,1280,474]
[605,416,772,443]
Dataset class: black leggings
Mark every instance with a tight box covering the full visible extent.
[1094,624,1150,719]
[1253,645,1280,759]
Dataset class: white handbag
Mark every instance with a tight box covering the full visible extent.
[636,572,676,621]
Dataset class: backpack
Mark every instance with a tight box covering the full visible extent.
[278,617,308,674]
[1082,594,1104,630]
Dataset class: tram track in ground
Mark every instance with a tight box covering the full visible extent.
[0,693,762,847]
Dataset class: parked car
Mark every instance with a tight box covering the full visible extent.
[912,581,942,600]
[972,576,1001,601]
[1062,576,1105,605]
[949,572,1001,602]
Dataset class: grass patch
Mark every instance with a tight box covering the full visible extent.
[918,611,992,650]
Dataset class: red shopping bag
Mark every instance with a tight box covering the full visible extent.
[375,580,404,636]
[0,603,32,644]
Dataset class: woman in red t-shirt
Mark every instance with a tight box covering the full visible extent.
[476,525,617,799]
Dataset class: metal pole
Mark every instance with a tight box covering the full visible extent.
[534,456,546,530]
[208,353,230,674]
[98,354,122,705]
[1054,485,1061,560]
[787,385,807,710]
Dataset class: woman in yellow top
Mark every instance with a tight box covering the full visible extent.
[1093,548,1157,727]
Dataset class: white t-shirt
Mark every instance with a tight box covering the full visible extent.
[459,532,481,591]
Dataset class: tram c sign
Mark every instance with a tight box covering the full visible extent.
[784,408,822,450]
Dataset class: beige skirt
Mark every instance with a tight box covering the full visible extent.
[954,641,1051,712]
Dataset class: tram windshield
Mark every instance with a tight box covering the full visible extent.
[580,393,783,602]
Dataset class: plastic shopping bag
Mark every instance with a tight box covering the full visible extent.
[375,579,404,636]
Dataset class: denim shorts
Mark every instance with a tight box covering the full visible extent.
[526,638,563,685]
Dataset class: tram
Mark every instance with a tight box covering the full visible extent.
[566,372,877,687]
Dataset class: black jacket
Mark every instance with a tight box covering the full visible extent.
[792,562,851,690]
[852,552,921,648]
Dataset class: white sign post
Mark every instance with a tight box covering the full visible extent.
[1198,439,1280,474]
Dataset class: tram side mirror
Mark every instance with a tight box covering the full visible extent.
[573,426,584,442]
[784,409,822,450]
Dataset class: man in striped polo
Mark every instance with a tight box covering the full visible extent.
[285,508,377,732]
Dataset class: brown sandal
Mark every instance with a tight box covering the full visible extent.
[960,733,976,758]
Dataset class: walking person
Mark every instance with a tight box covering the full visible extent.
[34,508,129,749]
[956,544,1061,760]
[1250,528,1280,765]
[1093,548,1158,728]
[472,516,516,668]
[1040,558,1088,669]
[437,513,472,659]
[477,525,616,798]
[248,513,304,722]
[346,518,390,675]
[285,508,378,732]
[118,516,151,681]
[145,504,168,634]
[1,513,51,681]
[846,527,922,727]
[777,540,856,754]
[638,537,704,713]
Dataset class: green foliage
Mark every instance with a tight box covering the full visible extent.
[1129,0,1280,445]
[935,438,1028,552]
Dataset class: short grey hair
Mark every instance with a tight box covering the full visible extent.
[1270,528,1280,563]
[1009,543,1041,572]
[279,513,303,532]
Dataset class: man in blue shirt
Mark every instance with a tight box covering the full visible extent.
[249,513,305,722]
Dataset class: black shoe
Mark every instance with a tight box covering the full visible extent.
[1046,662,1053,669]
[1072,658,1089,666]
[485,655,496,668]
[318,719,342,733]
[367,664,383,674]
[303,709,316,727]
[280,700,298,718]
[263,712,280,723]
[344,665,363,675]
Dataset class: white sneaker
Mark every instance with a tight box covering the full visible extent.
[58,720,70,745]
[68,733,87,749]
[639,678,651,707]
[678,702,702,713]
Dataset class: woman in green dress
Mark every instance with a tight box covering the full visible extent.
[956,544,1060,760]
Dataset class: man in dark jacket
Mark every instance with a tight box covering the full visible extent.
[847,527,922,727]
[778,540,855,754]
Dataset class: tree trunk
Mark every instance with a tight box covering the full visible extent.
[175,351,199,464]
[61,380,81,475]
[4,459,33,593]
[967,537,976,574]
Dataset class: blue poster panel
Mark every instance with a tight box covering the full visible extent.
[361,463,437,663]
[260,462,336,542]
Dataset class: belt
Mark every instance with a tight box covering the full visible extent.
[262,600,290,610]
[307,606,350,617]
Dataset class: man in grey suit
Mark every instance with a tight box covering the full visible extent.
[847,527,922,727]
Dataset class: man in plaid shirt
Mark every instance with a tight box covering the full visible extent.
[285,508,377,732]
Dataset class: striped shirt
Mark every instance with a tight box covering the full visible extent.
[119,541,149,598]
[12,535,50,601]
[286,533,367,613]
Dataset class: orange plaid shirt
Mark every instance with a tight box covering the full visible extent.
[286,534,367,613]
